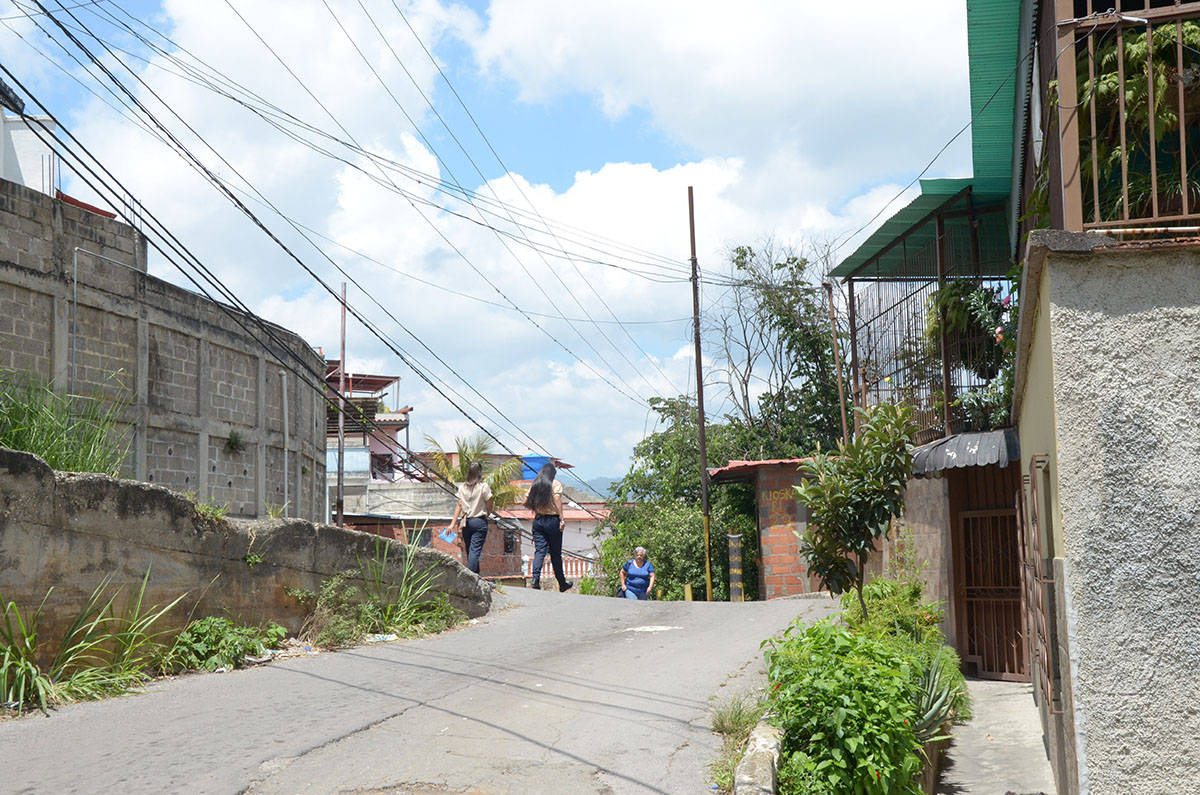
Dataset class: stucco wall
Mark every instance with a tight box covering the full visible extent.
[1017,232,1200,794]
[0,177,326,519]
[1016,256,1079,793]
[0,447,491,655]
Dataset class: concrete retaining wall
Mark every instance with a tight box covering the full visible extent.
[0,177,326,520]
[0,447,490,653]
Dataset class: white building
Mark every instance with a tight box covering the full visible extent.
[1,113,58,194]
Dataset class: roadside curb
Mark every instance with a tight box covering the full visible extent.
[734,720,781,795]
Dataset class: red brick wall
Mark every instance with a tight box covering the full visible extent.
[429,520,523,577]
[755,464,825,599]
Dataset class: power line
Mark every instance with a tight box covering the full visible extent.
[28,0,695,285]
[15,0,628,502]
[2,63,609,536]
[385,0,684,396]
[313,0,657,404]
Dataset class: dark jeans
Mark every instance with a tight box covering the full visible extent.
[463,517,488,575]
[531,515,566,588]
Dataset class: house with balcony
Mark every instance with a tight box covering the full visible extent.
[842,1,1200,792]
[1008,2,1200,792]
[831,0,1026,685]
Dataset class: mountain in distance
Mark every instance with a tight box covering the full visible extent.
[583,477,620,501]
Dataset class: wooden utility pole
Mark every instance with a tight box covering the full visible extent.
[336,282,346,528]
[822,281,850,447]
[688,187,713,601]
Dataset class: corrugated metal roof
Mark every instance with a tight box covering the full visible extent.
[967,0,1021,187]
[830,179,1009,278]
[831,0,1020,280]
[708,458,808,484]
[911,428,1019,475]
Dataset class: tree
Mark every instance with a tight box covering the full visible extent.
[423,432,523,508]
[709,240,846,460]
[793,403,915,620]
[604,396,756,600]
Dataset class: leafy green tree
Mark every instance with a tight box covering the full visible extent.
[604,396,756,600]
[423,432,522,508]
[794,403,915,620]
[712,241,846,460]
[599,500,747,601]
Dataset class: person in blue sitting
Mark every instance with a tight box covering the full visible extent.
[620,546,655,600]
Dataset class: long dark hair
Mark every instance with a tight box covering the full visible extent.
[465,461,483,486]
[523,462,556,511]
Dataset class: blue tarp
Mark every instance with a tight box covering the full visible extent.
[521,455,552,479]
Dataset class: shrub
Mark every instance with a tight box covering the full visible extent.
[840,578,972,724]
[164,617,286,672]
[765,621,924,795]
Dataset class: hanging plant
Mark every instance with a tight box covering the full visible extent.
[924,283,1006,381]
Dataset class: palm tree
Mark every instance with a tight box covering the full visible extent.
[423,432,523,508]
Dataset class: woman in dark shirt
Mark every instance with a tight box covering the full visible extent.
[524,463,572,592]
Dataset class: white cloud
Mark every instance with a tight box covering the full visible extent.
[4,0,975,479]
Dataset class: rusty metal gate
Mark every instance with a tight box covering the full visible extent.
[960,508,1027,680]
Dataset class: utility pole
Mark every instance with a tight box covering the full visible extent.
[688,187,715,602]
[336,282,346,528]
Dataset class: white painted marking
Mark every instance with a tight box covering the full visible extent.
[622,625,683,633]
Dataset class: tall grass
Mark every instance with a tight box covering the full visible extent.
[0,370,130,475]
[289,535,461,648]
[0,570,185,715]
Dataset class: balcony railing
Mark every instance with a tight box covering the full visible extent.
[1056,0,1200,231]
[845,197,1012,443]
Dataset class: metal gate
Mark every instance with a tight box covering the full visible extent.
[960,508,1027,680]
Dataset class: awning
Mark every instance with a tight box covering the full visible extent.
[911,428,1020,475]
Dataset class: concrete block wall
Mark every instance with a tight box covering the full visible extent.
[0,177,326,520]
[889,474,956,647]
[0,447,491,656]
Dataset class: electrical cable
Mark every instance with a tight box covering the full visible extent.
[313,0,657,405]
[11,1,623,510]
[375,0,683,396]
[4,67,607,541]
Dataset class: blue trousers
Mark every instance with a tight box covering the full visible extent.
[463,517,488,575]
[623,587,648,600]
[531,515,566,588]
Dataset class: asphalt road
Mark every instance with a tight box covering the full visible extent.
[1,587,838,795]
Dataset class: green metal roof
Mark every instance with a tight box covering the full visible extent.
[829,179,1009,279]
[832,0,1020,279]
[967,0,1021,187]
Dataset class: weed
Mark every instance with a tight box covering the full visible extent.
[287,539,464,649]
[577,577,597,596]
[244,552,264,568]
[194,498,229,522]
[224,430,247,455]
[1,570,184,715]
[0,369,130,475]
[164,617,286,672]
[265,501,289,519]
[708,694,766,794]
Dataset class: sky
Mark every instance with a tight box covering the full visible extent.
[0,0,973,486]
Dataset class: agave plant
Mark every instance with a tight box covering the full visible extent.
[423,432,523,508]
[911,648,958,744]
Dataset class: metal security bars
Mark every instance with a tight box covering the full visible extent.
[1056,0,1200,231]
